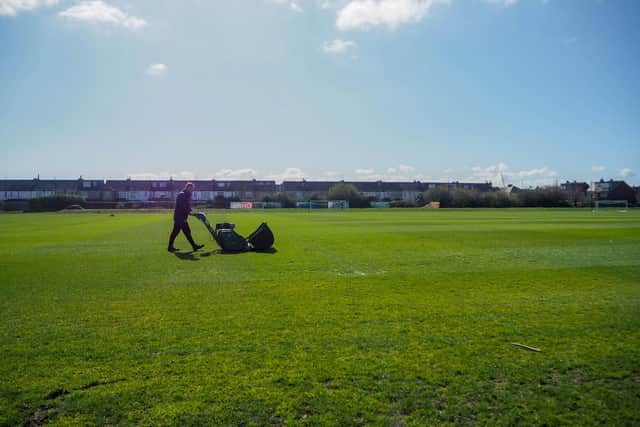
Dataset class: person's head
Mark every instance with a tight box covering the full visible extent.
[184,182,195,193]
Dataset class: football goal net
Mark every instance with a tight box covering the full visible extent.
[297,200,349,211]
[308,200,328,212]
[328,200,349,210]
[593,200,628,212]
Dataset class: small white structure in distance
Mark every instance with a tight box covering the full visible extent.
[329,200,349,209]
[370,202,391,208]
[230,201,253,209]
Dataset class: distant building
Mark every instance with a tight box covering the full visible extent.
[108,179,152,201]
[281,180,493,202]
[590,179,637,205]
[353,181,422,201]
[1,178,492,204]
[504,184,520,194]
[560,181,589,194]
[560,181,590,207]
[280,180,334,201]
[105,179,277,202]
[0,178,93,201]
[78,178,108,201]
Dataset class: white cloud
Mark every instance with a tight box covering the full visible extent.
[322,39,357,54]
[471,162,507,179]
[354,172,385,180]
[214,168,257,180]
[470,163,557,186]
[384,164,417,179]
[355,168,374,175]
[591,165,606,172]
[145,63,168,76]
[617,168,635,179]
[398,164,415,173]
[127,172,164,180]
[319,0,334,9]
[353,165,423,181]
[127,171,195,180]
[485,0,520,6]
[178,171,196,180]
[0,0,58,17]
[265,167,306,182]
[271,0,303,13]
[516,167,556,178]
[59,1,147,29]
[318,0,351,9]
[336,0,449,31]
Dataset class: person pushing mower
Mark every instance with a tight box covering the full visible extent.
[168,182,204,253]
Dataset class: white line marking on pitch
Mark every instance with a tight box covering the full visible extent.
[301,241,367,276]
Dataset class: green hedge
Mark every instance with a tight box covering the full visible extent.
[29,195,86,212]
[422,188,572,208]
[390,199,418,208]
[262,193,296,208]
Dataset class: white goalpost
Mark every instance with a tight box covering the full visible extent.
[305,200,349,212]
[328,200,349,210]
[593,200,628,212]
[308,200,328,212]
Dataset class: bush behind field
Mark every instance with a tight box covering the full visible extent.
[321,185,576,208]
[28,195,86,212]
[0,187,608,212]
[262,193,296,208]
[421,187,572,208]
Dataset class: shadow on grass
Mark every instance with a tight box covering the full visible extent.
[253,248,278,254]
[173,251,200,261]
[215,248,278,255]
[173,247,277,261]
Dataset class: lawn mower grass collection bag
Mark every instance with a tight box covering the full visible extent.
[191,213,274,252]
[246,222,275,251]
[214,225,249,252]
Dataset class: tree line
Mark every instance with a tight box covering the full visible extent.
[324,183,583,208]
[0,184,612,211]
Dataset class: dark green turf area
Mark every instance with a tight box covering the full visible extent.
[1,209,639,426]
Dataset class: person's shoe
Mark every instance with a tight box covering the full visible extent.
[168,246,179,252]
[192,244,204,251]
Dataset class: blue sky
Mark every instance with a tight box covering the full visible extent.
[1,0,638,185]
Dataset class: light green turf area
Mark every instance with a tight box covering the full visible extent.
[1,209,639,426]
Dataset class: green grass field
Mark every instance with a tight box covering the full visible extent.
[1,209,639,426]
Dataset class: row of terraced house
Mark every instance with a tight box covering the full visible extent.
[0,178,493,203]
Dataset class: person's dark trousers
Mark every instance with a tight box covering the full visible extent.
[168,220,197,250]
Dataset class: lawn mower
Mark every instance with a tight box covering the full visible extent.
[191,212,275,252]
